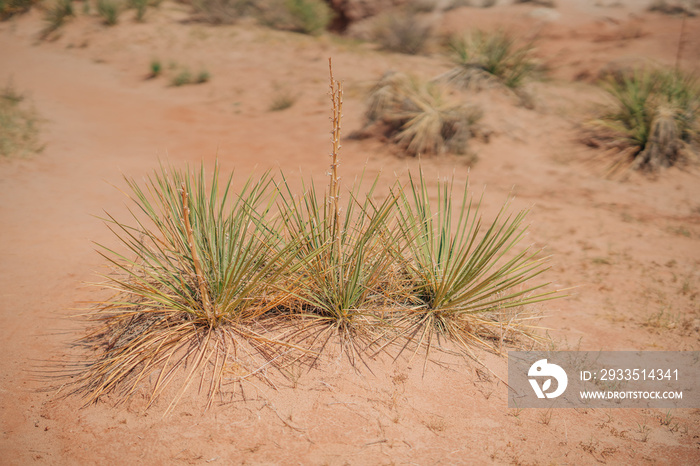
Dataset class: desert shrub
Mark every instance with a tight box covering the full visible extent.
[371,12,433,55]
[437,30,538,90]
[0,0,39,20]
[41,0,74,38]
[363,72,482,156]
[97,0,121,25]
[590,69,700,171]
[0,83,43,157]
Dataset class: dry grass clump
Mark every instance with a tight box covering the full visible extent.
[437,30,539,90]
[0,82,43,157]
[361,72,482,157]
[587,69,700,172]
[268,88,296,111]
[71,61,559,411]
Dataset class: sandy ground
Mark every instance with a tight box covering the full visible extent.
[1,0,700,463]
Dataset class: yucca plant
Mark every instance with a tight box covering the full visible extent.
[75,163,299,412]
[365,72,482,156]
[390,169,558,357]
[437,30,538,90]
[591,69,699,171]
[274,175,400,342]
[272,65,402,360]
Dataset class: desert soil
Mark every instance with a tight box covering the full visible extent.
[1,0,699,464]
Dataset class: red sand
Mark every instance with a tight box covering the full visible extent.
[1,1,699,463]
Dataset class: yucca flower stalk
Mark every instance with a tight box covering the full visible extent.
[273,60,402,358]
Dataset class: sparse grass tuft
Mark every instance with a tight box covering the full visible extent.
[371,12,433,55]
[437,30,539,90]
[149,58,162,78]
[171,68,192,86]
[196,69,211,83]
[363,72,482,157]
[0,82,43,157]
[588,69,700,172]
[1,0,39,20]
[97,0,121,25]
[129,0,148,21]
[41,0,74,39]
[168,67,210,86]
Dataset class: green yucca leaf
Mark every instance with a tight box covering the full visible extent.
[395,168,559,317]
[96,162,293,324]
[274,171,402,322]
